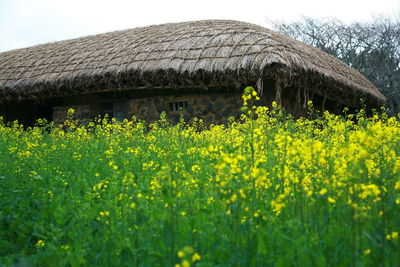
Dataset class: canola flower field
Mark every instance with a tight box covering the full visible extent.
[1,88,400,266]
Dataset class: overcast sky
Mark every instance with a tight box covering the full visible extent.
[0,0,399,52]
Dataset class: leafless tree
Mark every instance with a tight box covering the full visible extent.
[272,16,400,113]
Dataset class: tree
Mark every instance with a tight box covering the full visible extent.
[272,17,400,113]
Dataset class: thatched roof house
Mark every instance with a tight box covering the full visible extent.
[0,20,385,124]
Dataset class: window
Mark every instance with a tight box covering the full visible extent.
[169,101,188,112]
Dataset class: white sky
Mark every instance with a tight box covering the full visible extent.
[0,0,399,52]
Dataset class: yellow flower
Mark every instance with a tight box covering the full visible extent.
[191,165,201,173]
[67,108,75,116]
[393,232,399,239]
[364,249,371,255]
[319,188,328,195]
[181,260,190,267]
[395,180,400,190]
[99,211,109,216]
[271,194,286,215]
[192,252,201,262]
[177,250,185,258]
[387,232,399,240]
[35,240,45,247]
[328,197,336,204]
[358,184,381,199]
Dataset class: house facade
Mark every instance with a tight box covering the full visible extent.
[0,20,385,125]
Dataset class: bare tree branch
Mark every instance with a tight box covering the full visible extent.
[272,16,400,113]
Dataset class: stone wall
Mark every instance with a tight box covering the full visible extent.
[52,91,246,124]
[50,86,341,124]
[129,92,243,124]
[53,105,92,124]
[2,84,349,126]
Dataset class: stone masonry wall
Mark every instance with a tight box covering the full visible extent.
[52,91,246,124]
[51,87,321,124]
[129,92,243,124]
[53,105,92,124]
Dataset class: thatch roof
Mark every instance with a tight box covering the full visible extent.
[0,20,385,107]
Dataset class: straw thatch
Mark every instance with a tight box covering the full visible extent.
[0,20,385,107]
